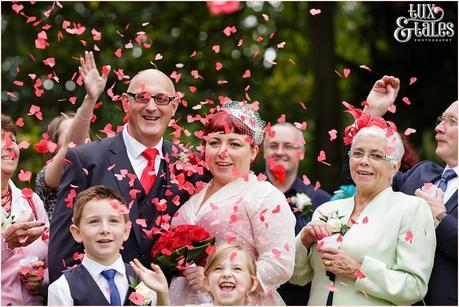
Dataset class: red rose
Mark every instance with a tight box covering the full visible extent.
[191,226,210,242]
[173,224,193,234]
[171,232,192,249]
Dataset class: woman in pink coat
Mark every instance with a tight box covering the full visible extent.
[1,114,49,305]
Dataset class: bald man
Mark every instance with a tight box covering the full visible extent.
[49,66,208,282]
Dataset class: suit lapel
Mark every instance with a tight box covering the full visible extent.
[107,133,142,247]
[445,190,458,213]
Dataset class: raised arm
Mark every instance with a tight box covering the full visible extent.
[363,75,400,118]
[44,51,110,189]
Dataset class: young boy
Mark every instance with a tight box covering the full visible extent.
[48,185,135,305]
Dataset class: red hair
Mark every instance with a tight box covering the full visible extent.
[203,111,250,138]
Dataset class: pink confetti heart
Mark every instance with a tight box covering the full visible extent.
[155,53,163,60]
[114,48,122,58]
[328,129,337,141]
[422,182,434,191]
[309,8,321,16]
[402,96,411,105]
[277,114,286,123]
[404,128,416,136]
[69,96,77,105]
[343,68,351,78]
[212,44,220,53]
[136,219,147,228]
[405,231,414,243]
[15,117,24,127]
[262,14,269,21]
[18,170,32,182]
[12,4,24,14]
[317,150,327,162]
[242,69,251,79]
[91,28,102,41]
[277,41,286,48]
[362,216,369,224]
[409,77,417,85]
[215,62,223,71]
[43,57,56,68]
[387,104,397,113]
[223,25,237,37]
[272,248,281,259]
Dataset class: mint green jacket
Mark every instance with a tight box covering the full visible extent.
[290,187,436,305]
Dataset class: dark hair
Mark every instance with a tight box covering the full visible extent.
[1,114,17,136]
[47,112,75,143]
[400,135,420,172]
[73,185,127,226]
[203,111,250,138]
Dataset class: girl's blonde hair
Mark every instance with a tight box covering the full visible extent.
[204,244,256,277]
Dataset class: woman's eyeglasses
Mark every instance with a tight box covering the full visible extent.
[348,150,395,162]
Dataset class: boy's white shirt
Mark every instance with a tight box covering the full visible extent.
[47,254,129,305]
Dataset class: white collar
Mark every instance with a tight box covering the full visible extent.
[122,124,164,159]
[82,254,126,279]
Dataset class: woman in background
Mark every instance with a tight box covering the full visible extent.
[36,51,109,220]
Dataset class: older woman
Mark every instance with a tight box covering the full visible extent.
[1,114,49,305]
[291,125,436,305]
[168,101,296,305]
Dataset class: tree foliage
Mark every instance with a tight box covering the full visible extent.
[1,1,457,192]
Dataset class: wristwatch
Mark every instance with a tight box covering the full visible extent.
[435,212,447,222]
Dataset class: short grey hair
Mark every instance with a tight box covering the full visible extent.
[352,126,404,161]
[263,122,305,147]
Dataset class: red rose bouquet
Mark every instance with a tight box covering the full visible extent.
[151,224,215,272]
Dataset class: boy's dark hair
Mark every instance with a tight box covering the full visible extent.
[1,114,17,136]
[72,185,127,226]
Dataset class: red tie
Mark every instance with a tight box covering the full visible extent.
[140,148,158,194]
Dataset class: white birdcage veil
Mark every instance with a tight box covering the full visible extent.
[221,101,266,145]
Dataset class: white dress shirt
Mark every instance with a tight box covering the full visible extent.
[48,255,129,305]
[122,124,163,180]
[436,166,459,204]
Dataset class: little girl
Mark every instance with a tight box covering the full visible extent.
[130,244,259,305]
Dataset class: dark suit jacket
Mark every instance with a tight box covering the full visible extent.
[48,133,208,283]
[275,176,331,306]
[344,152,458,305]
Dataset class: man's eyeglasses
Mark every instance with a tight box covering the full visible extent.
[126,92,177,105]
[436,115,458,128]
[267,143,303,152]
[348,150,395,162]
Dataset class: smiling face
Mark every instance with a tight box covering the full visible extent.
[205,132,259,188]
[121,69,178,148]
[350,135,399,196]
[1,129,19,180]
[435,101,458,167]
[205,251,257,306]
[70,198,130,266]
[263,124,305,175]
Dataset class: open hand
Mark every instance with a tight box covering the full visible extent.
[78,51,110,101]
[364,75,400,118]
[129,258,168,295]
[2,218,45,250]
